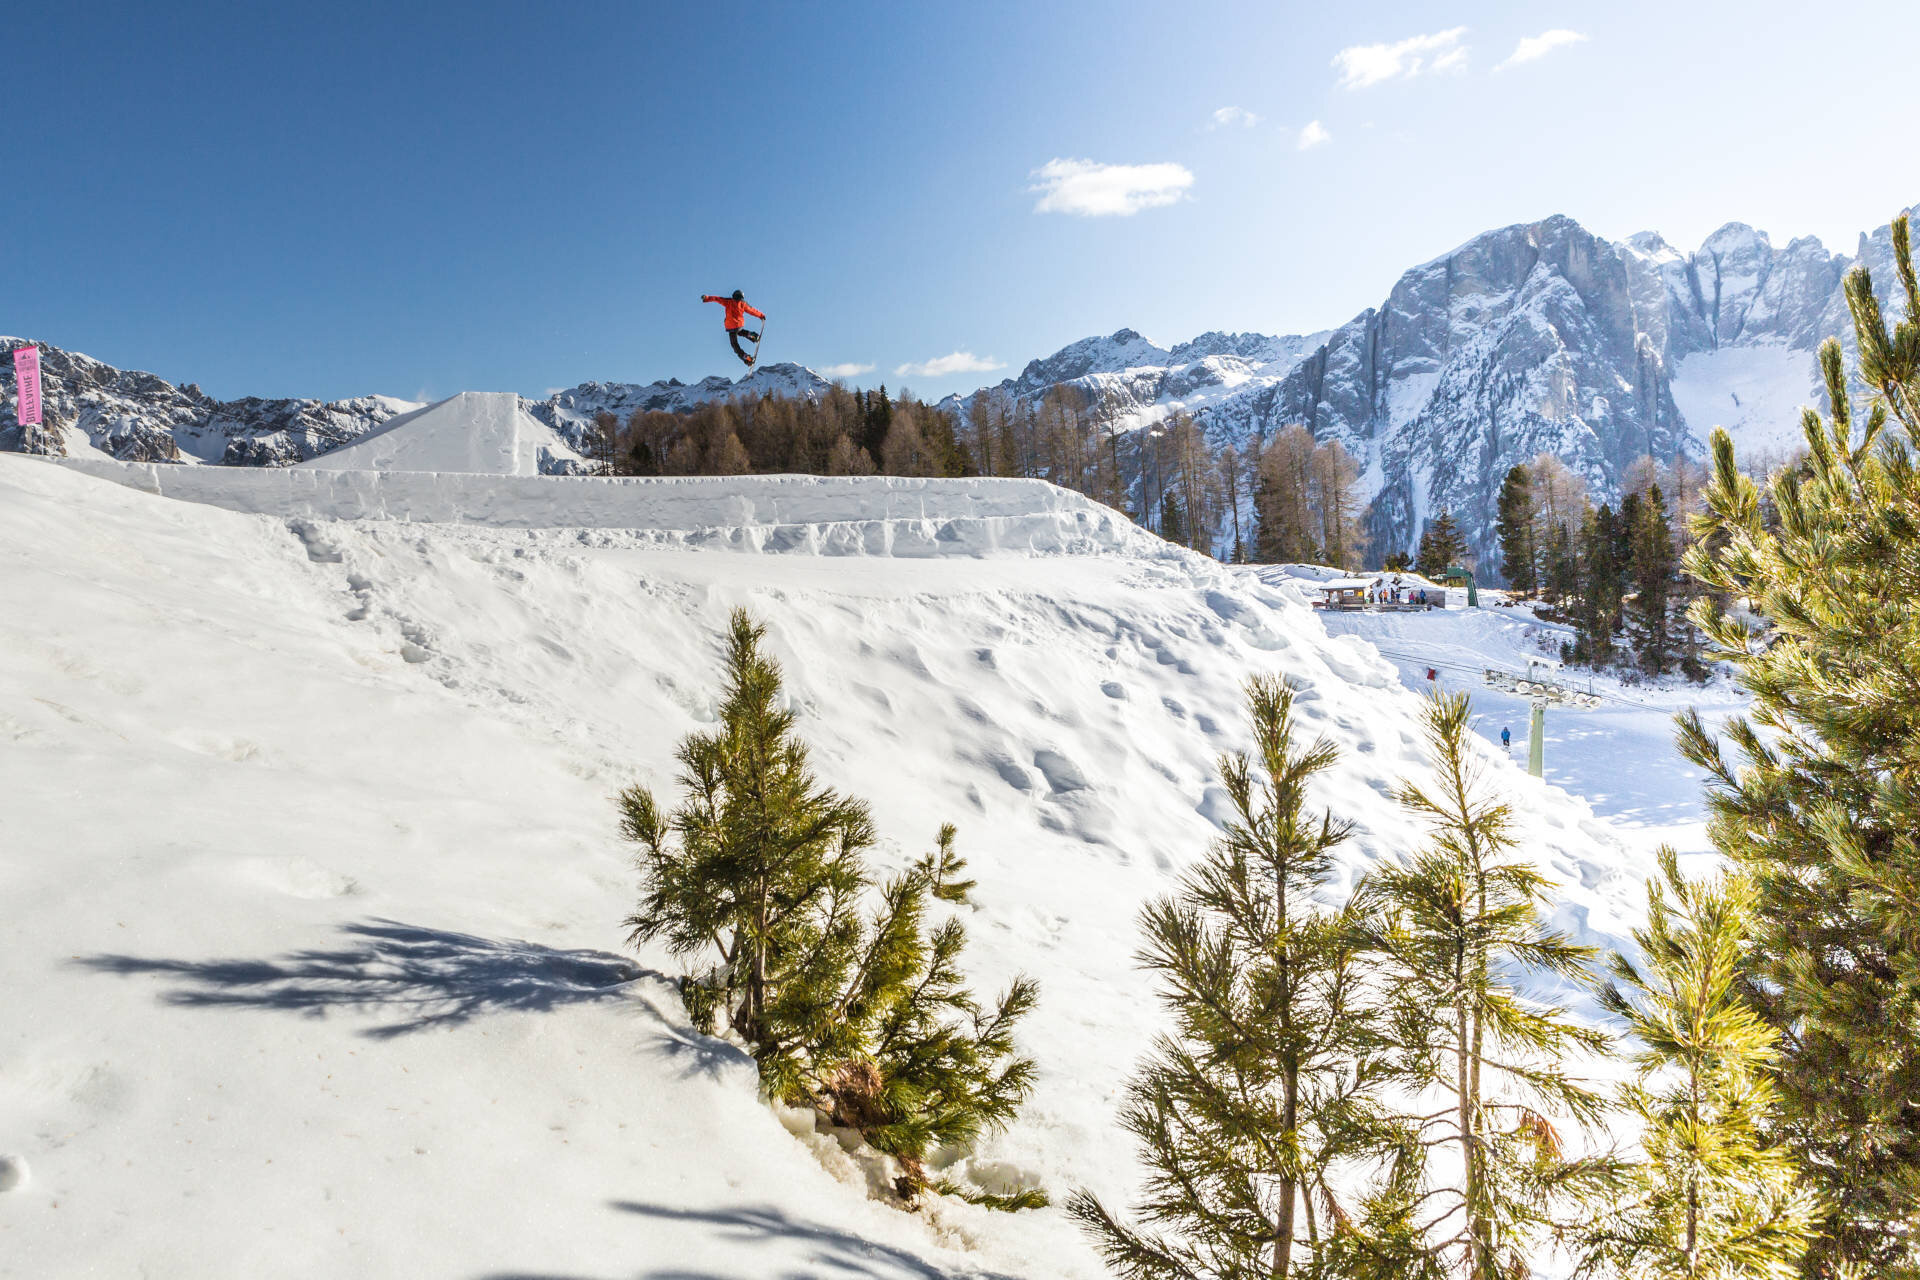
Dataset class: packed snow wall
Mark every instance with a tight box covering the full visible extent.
[45,458,1177,558]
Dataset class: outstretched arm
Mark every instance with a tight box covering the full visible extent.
[744,304,766,320]
[701,295,722,304]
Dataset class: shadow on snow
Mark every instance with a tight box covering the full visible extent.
[74,918,646,1039]
[479,1199,1020,1280]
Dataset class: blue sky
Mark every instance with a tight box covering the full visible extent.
[7,1,1917,403]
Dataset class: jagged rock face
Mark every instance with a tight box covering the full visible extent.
[1633,224,1845,356]
[1272,215,1693,560]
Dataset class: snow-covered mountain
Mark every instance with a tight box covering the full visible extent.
[525,362,832,441]
[0,336,829,474]
[950,208,1915,566]
[938,327,1330,437]
[0,336,420,467]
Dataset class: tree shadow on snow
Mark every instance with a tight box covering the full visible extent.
[477,1199,1020,1280]
[74,919,651,1039]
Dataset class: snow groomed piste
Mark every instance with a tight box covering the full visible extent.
[1,401,1659,1277]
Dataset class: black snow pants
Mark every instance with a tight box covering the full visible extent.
[728,328,761,364]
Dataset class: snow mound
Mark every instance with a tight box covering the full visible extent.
[298,391,582,476]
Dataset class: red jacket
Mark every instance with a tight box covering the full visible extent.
[702,295,765,330]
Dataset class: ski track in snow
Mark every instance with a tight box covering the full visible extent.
[0,456,1720,1278]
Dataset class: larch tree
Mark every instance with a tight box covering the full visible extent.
[1311,438,1365,570]
[1676,213,1920,1275]
[1217,443,1247,563]
[1255,426,1320,563]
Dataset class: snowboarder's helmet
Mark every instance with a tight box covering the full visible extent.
[731,289,744,300]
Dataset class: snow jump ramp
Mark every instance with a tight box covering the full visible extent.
[297,391,561,477]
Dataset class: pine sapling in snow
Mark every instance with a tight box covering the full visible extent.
[1351,691,1616,1278]
[1577,850,1816,1280]
[1069,676,1397,1277]
[618,610,1040,1209]
[828,847,1042,1207]
[1676,212,1920,1274]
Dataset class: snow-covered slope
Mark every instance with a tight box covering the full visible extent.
[1,453,1654,1278]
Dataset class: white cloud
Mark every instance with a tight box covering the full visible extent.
[1297,120,1332,150]
[894,352,1006,379]
[1496,29,1588,70]
[1029,158,1194,217]
[1332,27,1469,89]
[818,362,874,379]
[1209,105,1260,129]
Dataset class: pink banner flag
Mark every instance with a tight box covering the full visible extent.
[13,345,41,426]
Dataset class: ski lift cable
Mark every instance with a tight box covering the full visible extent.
[1357,645,1664,709]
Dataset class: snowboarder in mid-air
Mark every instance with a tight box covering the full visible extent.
[701,290,766,367]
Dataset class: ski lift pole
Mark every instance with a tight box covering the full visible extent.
[1528,697,1547,779]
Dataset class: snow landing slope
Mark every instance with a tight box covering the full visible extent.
[3,454,1649,1278]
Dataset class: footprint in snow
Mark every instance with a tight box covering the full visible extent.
[1031,748,1088,794]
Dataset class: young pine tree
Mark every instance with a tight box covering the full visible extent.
[1069,676,1390,1278]
[619,611,1040,1207]
[824,847,1042,1206]
[1496,465,1539,596]
[1676,213,1920,1275]
[1355,691,1613,1278]
[1159,491,1190,548]
[1579,850,1817,1280]
[620,609,876,1074]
